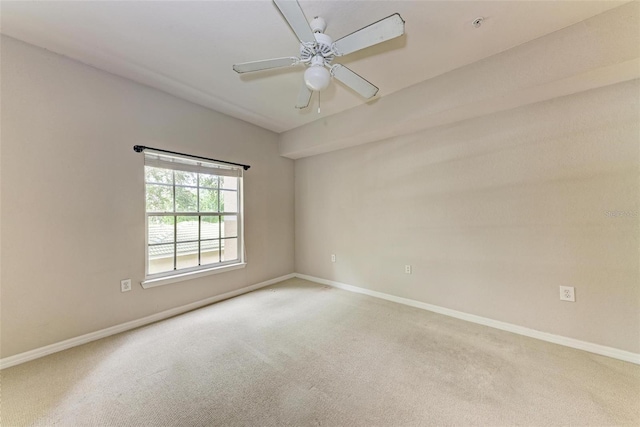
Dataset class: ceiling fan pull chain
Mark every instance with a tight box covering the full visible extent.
[318,91,321,114]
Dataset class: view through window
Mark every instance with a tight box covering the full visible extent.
[144,153,243,278]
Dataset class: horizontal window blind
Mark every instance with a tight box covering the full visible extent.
[144,151,243,178]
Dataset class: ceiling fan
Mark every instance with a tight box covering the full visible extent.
[232,0,405,109]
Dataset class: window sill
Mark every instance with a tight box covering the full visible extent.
[141,262,247,289]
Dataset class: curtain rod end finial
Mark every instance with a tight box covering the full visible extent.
[133,145,145,153]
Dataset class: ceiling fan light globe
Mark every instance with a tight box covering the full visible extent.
[304,66,330,91]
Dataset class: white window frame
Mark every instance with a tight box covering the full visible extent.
[141,150,246,289]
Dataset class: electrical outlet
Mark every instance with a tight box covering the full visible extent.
[121,279,132,293]
[331,254,336,263]
[559,286,575,302]
[405,265,412,274]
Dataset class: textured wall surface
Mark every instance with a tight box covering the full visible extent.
[0,36,295,358]
[295,81,640,353]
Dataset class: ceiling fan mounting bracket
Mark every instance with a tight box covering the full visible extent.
[310,16,327,33]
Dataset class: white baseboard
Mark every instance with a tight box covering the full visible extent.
[295,273,640,365]
[0,273,296,370]
[4,272,637,369]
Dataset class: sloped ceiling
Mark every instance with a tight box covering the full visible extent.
[0,0,628,134]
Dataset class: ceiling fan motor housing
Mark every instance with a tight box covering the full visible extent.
[299,26,333,63]
[314,33,333,58]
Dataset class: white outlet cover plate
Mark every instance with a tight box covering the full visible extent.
[559,286,575,302]
[121,279,132,292]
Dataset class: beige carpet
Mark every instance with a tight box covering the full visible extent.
[1,278,638,426]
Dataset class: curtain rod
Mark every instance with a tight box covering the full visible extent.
[133,145,251,171]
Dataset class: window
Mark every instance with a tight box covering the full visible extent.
[143,151,244,286]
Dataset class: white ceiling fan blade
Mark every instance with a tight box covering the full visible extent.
[331,64,379,99]
[332,13,405,56]
[273,0,316,45]
[233,57,299,73]
[295,82,312,109]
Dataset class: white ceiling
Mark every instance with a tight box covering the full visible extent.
[0,0,627,133]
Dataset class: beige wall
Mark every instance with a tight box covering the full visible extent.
[295,80,640,353]
[0,36,294,358]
